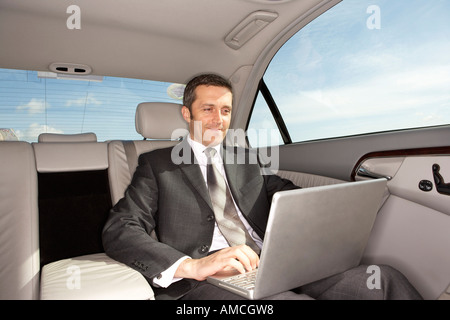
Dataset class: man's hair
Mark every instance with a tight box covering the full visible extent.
[183,73,233,111]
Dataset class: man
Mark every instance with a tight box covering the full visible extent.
[102,73,422,300]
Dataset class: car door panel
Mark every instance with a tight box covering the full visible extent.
[277,126,450,182]
[275,127,450,300]
[356,155,450,216]
[364,192,450,300]
[354,154,450,300]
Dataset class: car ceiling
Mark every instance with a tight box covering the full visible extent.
[0,0,338,85]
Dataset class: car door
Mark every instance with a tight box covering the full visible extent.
[272,127,450,300]
[245,0,450,300]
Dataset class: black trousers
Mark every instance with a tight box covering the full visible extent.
[179,265,423,300]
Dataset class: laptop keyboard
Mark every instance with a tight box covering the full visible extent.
[222,269,258,290]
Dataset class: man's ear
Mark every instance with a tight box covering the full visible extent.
[181,106,191,123]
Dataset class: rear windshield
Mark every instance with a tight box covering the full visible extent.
[0,68,185,142]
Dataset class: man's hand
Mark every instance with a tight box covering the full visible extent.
[174,245,259,281]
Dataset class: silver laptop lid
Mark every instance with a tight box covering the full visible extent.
[253,178,387,299]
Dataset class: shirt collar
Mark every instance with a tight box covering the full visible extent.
[187,135,222,164]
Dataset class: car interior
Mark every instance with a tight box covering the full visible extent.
[0,0,449,300]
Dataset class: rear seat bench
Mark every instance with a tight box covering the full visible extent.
[38,102,187,299]
[0,102,344,300]
[35,132,153,300]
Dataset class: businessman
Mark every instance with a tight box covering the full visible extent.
[102,73,422,300]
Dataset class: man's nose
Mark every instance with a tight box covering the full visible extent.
[211,109,223,124]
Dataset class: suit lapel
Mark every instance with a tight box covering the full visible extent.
[222,145,238,190]
[175,139,213,209]
[180,163,212,209]
[222,145,245,207]
[222,145,264,220]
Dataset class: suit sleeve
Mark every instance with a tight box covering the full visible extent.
[263,172,300,200]
[256,149,300,199]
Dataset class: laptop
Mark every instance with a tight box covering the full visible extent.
[207,178,388,299]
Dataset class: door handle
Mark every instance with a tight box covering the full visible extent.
[357,167,392,180]
[432,164,450,196]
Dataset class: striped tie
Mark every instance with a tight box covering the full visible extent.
[205,148,260,254]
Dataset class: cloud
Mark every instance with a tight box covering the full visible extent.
[15,123,63,142]
[276,31,450,124]
[16,98,48,114]
[272,59,450,142]
[65,95,102,107]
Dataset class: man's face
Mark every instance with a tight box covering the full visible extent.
[182,85,232,147]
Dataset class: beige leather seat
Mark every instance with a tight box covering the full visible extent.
[108,102,188,206]
[0,141,40,299]
[38,132,98,143]
[34,133,153,300]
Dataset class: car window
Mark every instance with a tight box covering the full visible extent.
[247,0,450,147]
[0,68,185,142]
[246,92,284,148]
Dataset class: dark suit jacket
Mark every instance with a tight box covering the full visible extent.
[102,139,298,299]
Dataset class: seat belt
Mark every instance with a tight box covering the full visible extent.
[122,140,138,177]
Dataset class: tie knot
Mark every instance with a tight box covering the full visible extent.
[204,147,217,160]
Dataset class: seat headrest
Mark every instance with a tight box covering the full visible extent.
[38,132,97,142]
[135,102,188,140]
[32,142,108,172]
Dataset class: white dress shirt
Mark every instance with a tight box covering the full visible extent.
[152,136,262,288]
